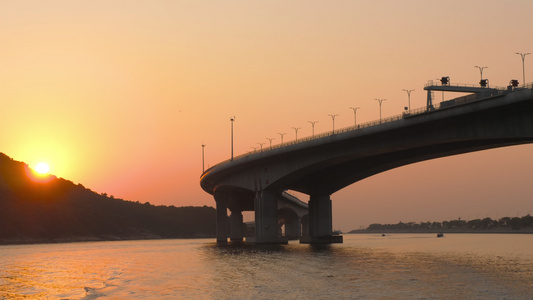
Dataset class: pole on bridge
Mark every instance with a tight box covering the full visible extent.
[201,144,205,173]
[266,137,275,147]
[278,132,286,145]
[328,114,338,134]
[230,116,235,161]
[402,90,414,113]
[349,107,360,127]
[374,99,386,123]
[292,127,300,142]
[516,52,530,87]
[308,121,318,137]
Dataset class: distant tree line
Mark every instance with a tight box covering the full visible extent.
[0,153,216,244]
[364,215,533,232]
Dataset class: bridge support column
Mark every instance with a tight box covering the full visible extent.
[253,190,288,244]
[301,215,310,236]
[214,192,229,244]
[229,210,244,242]
[284,218,301,240]
[309,194,332,237]
[300,194,342,244]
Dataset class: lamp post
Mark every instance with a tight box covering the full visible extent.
[257,142,265,151]
[516,52,530,86]
[201,144,205,173]
[349,107,360,127]
[328,114,339,134]
[374,99,386,123]
[266,137,275,147]
[474,66,488,83]
[291,127,301,142]
[308,121,318,137]
[474,65,488,81]
[230,116,235,161]
[402,89,414,113]
[278,132,286,145]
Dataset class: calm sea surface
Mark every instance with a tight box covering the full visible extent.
[1,234,533,299]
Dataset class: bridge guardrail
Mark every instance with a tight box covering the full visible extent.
[424,80,508,90]
[202,83,533,174]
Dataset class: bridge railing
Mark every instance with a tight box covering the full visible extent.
[424,80,508,90]
[203,83,533,173]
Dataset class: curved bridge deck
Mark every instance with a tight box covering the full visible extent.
[201,82,533,244]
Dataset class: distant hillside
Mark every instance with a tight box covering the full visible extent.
[0,153,216,244]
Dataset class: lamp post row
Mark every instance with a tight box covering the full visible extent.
[223,100,382,164]
[216,52,529,167]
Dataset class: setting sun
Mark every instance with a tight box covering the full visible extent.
[34,162,50,174]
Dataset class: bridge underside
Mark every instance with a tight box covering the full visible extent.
[283,97,533,195]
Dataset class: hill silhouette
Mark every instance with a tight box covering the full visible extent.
[0,153,216,244]
[349,215,533,234]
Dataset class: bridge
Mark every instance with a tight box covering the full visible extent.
[201,79,533,244]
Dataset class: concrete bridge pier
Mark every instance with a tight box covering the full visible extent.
[278,211,302,240]
[214,191,230,244]
[301,215,310,236]
[283,217,301,240]
[300,194,342,244]
[253,190,288,244]
[229,210,244,242]
[277,207,302,240]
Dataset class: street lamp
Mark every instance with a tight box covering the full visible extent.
[266,137,275,147]
[402,89,414,113]
[230,116,235,161]
[201,144,205,173]
[278,132,286,145]
[349,107,360,127]
[374,99,386,123]
[257,142,265,151]
[474,65,488,81]
[308,121,318,137]
[516,52,530,86]
[328,114,339,134]
[292,127,301,142]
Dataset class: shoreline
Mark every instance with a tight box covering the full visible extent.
[348,228,533,234]
[0,234,216,246]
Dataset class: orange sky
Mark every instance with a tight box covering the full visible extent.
[1,1,533,230]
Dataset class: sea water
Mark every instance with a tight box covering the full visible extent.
[1,234,532,299]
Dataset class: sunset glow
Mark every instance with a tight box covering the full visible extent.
[1,0,533,230]
[25,164,54,184]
